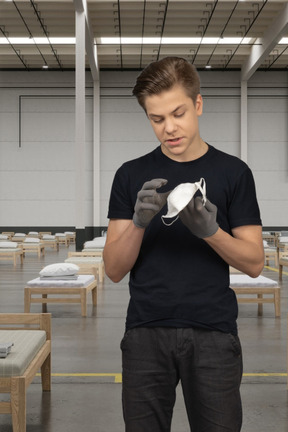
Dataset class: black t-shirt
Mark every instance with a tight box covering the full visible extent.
[107,145,262,335]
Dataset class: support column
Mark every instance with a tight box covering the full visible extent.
[240,80,248,163]
[93,79,101,229]
[75,10,86,249]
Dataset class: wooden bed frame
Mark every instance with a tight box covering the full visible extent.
[24,277,97,317]
[230,274,280,317]
[66,252,105,282]
[0,248,24,267]
[22,242,45,258]
[0,313,51,432]
[279,252,288,281]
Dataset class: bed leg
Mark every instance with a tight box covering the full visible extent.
[11,377,26,432]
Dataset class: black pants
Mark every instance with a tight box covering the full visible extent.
[121,327,243,432]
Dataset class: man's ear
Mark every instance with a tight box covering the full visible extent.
[196,94,203,116]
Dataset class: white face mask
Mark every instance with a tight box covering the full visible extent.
[162,178,206,226]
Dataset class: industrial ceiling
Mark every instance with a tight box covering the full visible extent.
[0,0,287,73]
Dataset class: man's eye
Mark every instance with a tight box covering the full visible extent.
[175,112,184,118]
[153,118,163,124]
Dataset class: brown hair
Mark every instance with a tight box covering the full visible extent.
[132,57,201,110]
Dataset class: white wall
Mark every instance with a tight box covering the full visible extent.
[0,71,94,227]
[0,69,287,229]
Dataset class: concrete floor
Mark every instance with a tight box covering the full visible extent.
[0,243,287,431]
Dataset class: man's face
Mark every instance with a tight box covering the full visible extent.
[144,84,203,162]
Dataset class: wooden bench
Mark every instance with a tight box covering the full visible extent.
[0,313,51,432]
[230,274,280,317]
[24,275,97,317]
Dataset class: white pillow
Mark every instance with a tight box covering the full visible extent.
[65,231,74,235]
[28,231,39,235]
[24,238,40,243]
[263,240,268,247]
[55,233,65,237]
[91,237,106,247]
[0,242,18,248]
[0,235,8,240]
[14,233,26,237]
[42,234,55,239]
[39,263,80,277]
[84,240,104,249]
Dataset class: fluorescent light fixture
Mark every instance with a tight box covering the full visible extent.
[161,37,201,44]
[0,37,75,45]
[218,37,252,44]
[47,37,76,44]
[100,37,120,44]
[279,37,288,44]
[122,37,161,44]
[201,38,220,44]
[0,36,256,46]
[100,37,253,45]
[100,37,202,45]
[100,37,162,44]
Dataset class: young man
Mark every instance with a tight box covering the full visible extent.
[103,57,264,432]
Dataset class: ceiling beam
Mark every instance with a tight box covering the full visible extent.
[73,0,99,81]
[241,3,288,81]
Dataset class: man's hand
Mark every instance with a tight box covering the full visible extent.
[179,196,219,238]
[133,179,170,229]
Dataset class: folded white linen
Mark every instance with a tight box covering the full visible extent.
[24,238,40,243]
[0,242,18,249]
[0,342,14,358]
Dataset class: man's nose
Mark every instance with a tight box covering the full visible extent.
[164,118,177,134]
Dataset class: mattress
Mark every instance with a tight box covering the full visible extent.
[27,274,95,287]
[65,257,102,264]
[0,330,46,376]
[230,274,278,287]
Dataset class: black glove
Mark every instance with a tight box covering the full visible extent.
[133,178,170,228]
[179,196,219,238]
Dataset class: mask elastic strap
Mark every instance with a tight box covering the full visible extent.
[195,178,207,205]
[161,214,179,226]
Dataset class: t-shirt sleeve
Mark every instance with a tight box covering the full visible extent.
[107,165,135,220]
[228,167,262,229]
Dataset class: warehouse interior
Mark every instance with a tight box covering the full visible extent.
[0,1,288,431]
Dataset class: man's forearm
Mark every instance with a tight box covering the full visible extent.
[204,227,264,277]
[103,220,145,282]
